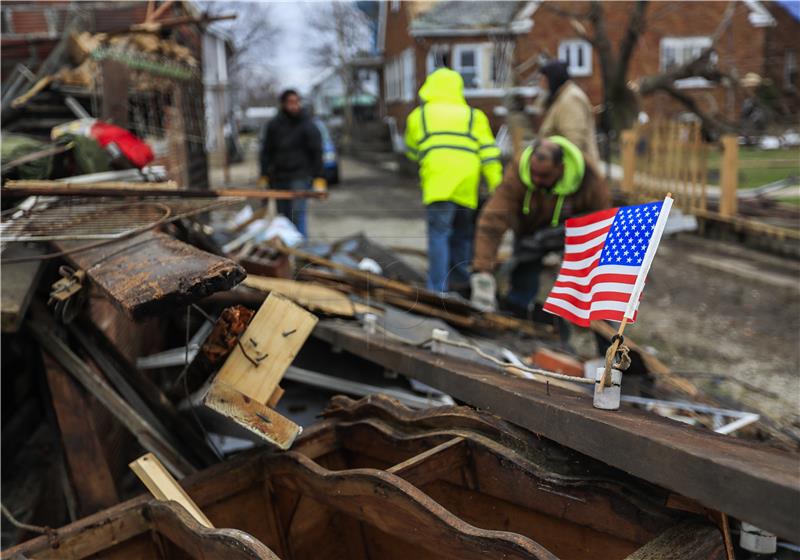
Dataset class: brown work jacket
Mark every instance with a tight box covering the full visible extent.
[539,81,601,165]
[472,157,611,272]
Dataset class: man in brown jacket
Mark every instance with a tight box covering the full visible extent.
[538,60,600,165]
[470,136,610,314]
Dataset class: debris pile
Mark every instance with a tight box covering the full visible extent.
[1,187,799,557]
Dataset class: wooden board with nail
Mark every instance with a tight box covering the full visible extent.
[204,292,318,449]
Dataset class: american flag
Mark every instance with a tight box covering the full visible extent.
[543,199,672,327]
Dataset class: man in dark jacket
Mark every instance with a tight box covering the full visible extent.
[259,89,324,237]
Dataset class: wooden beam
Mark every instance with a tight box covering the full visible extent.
[100,59,128,127]
[387,436,467,488]
[53,231,245,320]
[312,320,800,541]
[2,181,328,200]
[29,311,195,478]
[277,244,548,337]
[70,322,219,467]
[43,352,119,516]
[129,453,212,528]
[624,520,725,560]
[241,276,379,317]
[204,292,318,449]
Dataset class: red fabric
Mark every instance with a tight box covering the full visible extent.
[90,121,154,168]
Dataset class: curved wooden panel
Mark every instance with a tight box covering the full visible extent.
[146,501,280,559]
[3,499,280,559]
[320,395,675,509]
[264,452,559,560]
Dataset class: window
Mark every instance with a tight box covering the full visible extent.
[785,49,797,89]
[660,36,714,88]
[384,49,416,103]
[402,48,416,102]
[391,0,400,12]
[454,45,479,89]
[426,45,450,75]
[384,56,401,102]
[558,40,592,77]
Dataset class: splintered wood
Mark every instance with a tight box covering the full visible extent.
[204,292,318,450]
[129,453,212,529]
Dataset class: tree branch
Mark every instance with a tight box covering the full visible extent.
[617,1,648,80]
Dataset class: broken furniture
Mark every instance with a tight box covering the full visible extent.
[5,395,729,560]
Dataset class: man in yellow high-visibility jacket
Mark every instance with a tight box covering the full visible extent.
[405,68,503,293]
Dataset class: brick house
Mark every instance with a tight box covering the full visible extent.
[377,0,800,134]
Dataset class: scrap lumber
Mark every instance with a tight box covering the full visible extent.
[204,292,318,449]
[312,319,800,541]
[71,322,219,467]
[280,244,550,337]
[3,180,327,200]
[129,453,212,528]
[623,520,725,560]
[29,310,195,478]
[1,244,47,333]
[42,352,119,516]
[241,275,379,317]
[53,230,245,319]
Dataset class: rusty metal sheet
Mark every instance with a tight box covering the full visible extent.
[55,231,245,319]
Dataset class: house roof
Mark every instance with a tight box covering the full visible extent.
[409,1,535,37]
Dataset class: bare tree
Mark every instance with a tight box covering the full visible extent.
[305,1,374,147]
[201,1,282,108]
[545,1,740,138]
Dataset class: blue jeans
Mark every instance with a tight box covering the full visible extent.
[273,178,310,237]
[425,201,475,293]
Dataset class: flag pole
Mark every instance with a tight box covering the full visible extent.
[599,193,673,390]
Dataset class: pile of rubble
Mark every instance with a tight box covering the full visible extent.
[1,178,798,558]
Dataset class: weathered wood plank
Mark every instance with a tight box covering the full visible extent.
[624,520,725,560]
[313,320,800,541]
[242,275,379,317]
[204,381,302,450]
[54,231,245,319]
[1,244,46,333]
[129,453,213,528]
[29,310,195,478]
[213,292,318,404]
[42,352,119,517]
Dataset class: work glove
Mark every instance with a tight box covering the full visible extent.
[257,176,269,188]
[312,177,328,193]
[470,272,497,312]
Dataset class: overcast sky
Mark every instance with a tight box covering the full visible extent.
[267,2,316,91]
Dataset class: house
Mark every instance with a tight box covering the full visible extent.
[378,0,800,134]
[307,62,381,122]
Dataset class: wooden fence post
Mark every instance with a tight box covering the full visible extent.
[719,135,739,218]
[621,129,637,194]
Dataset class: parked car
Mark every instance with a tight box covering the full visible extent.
[314,118,339,185]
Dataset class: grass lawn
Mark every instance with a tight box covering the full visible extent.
[615,147,799,190]
[706,147,799,189]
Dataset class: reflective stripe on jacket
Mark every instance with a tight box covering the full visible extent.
[404,68,502,209]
